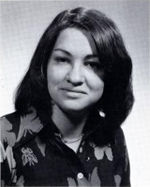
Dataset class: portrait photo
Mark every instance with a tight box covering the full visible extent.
[0,0,149,186]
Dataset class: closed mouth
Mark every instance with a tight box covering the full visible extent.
[61,88,87,94]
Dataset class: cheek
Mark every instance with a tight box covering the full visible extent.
[47,64,67,86]
[47,64,60,98]
[86,71,104,96]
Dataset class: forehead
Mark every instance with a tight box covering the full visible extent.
[53,28,97,56]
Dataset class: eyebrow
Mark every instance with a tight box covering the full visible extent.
[85,55,99,60]
[53,48,72,56]
[53,48,98,59]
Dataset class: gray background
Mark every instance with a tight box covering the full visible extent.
[0,0,150,186]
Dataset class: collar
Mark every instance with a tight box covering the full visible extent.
[10,108,103,149]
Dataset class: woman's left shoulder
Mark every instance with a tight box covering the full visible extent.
[114,127,127,146]
[112,127,129,161]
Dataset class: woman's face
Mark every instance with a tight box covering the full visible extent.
[47,28,104,114]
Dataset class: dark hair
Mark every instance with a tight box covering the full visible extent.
[15,7,134,145]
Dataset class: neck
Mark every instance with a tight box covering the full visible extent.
[51,104,88,139]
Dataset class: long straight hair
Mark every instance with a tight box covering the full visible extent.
[15,7,134,145]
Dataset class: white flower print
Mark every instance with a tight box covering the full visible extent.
[17,112,43,142]
[0,141,6,162]
[94,145,113,161]
[89,167,101,186]
[114,174,121,187]
[21,147,38,166]
[0,117,16,147]
[67,177,77,187]
[5,146,16,170]
[16,175,25,187]
[0,143,17,183]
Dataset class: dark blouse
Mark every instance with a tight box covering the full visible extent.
[0,109,130,186]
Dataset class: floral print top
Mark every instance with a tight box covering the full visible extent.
[0,109,130,186]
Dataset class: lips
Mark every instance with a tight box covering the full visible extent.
[60,88,87,94]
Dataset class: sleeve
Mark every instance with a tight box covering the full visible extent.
[0,142,12,186]
[114,128,131,187]
[0,117,17,186]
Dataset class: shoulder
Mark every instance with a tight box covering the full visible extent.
[0,110,44,185]
[0,109,43,149]
[0,112,20,148]
[112,127,128,153]
[114,127,126,145]
[112,127,129,162]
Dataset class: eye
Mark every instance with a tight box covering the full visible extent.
[54,56,70,63]
[85,61,101,72]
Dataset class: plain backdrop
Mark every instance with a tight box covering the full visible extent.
[0,0,150,186]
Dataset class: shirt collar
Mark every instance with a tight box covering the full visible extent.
[14,108,103,148]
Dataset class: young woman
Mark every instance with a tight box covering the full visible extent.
[1,7,134,186]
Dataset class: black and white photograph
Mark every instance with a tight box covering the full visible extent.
[0,0,149,186]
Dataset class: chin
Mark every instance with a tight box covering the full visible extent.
[60,102,90,114]
[63,106,86,113]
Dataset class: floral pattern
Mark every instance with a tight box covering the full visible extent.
[16,113,43,142]
[114,174,122,187]
[90,167,101,186]
[21,147,38,166]
[16,175,25,187]
[94,145,113,161]
[0,110,130,186]
[0,117,16,147]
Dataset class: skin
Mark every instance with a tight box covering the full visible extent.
[47,28,104,146]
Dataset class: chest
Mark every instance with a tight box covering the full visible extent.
[13,138,123,186]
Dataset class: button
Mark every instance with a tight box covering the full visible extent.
[77,172,84,179]
[86,157,90,161]
[99,110,105,118]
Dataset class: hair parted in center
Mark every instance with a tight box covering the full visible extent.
[15,7,134,146]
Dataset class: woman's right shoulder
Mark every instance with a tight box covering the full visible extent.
[0,112,21,148]
[0,109,44,149]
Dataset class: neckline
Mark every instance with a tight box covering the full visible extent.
[60,134,83,144]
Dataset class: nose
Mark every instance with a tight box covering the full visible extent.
[66,63,84,86]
